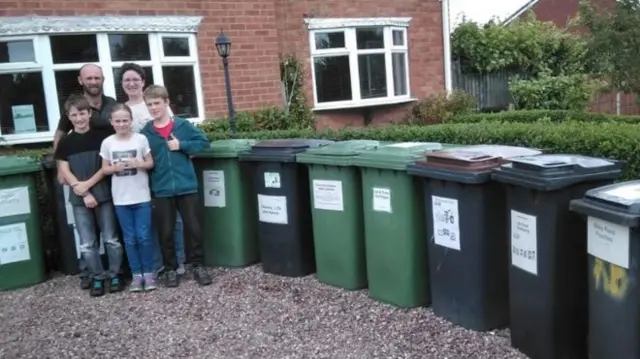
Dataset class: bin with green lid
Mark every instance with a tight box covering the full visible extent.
[192,139,259,267]
[0,155,46,291]
[297,140,381,290]
[350,141,444,308]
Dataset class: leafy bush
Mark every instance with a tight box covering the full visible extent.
[199,106,315,133]
[407,90,477,124]
[203,121,640,180]
[449,109,640,124]
[509,73,606,111]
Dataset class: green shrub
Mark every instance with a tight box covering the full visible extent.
[509,73,606,111]
[449,109,640,124]
[199,106,315,133]
[203,121,640,180]
[407,90,477,125]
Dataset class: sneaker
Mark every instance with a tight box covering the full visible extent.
[90,279,105,297]
[177,264,186,276]
[164,270,179,288]
[129,275,144,292]
[109,276,124,293]
[80,276,91,290]
[143,274,157,291]
[192,265,212,286]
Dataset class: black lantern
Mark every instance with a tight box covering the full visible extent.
[215,30,236,134]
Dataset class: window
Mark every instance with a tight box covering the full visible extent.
[0,15,203,145]
[306,18,413,110]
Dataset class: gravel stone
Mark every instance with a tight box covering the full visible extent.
[0,265,529,358]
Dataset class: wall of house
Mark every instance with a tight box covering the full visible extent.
[530,0,614,27]
[275,0,445,128]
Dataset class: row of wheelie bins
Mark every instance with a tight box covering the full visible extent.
[0,138,638,359]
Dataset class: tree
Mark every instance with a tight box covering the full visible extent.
[577,0,640,93]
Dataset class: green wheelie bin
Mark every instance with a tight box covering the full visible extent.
[0,155,46,291]
[192,139,259,267]
[351,141,444,308]
[296,140,381,290]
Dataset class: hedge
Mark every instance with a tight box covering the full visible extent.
[204,121,640,180]
[449,109,640,124]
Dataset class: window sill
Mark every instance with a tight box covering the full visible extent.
[312,97,417,112]
[0,132,55,146]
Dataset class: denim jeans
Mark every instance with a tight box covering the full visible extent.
[114,202,155,275]
[152,213,184,273]
[73,201,123,280]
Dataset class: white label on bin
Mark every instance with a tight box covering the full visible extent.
[0,222,30,265]
[386,142,424,148]
[203,170,226,208]
[257,194,288,224]
[372,187,392,213]
[587,217,630,268]
[0,186,30,218]
[313,180,344,212]
[432,196,461,251]
[604,185,640,201]
[511,210,538,276]
[264,172,281,188]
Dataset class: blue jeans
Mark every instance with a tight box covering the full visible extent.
[152,213,184,272]
[114,202,155,275]
[73,201,123,280]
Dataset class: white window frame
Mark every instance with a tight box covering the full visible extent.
[0,15,203,145]
[305,17,415,111]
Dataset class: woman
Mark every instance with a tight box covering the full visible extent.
[119,62,186,276]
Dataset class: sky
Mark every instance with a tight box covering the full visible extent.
[449,0,532,28]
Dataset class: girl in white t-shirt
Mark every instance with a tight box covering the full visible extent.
[100,104,156,292]
[119,63,185,276]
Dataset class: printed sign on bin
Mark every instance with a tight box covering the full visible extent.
[511,210,538,276]
[313,180,344,211]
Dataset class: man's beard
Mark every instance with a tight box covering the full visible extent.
[83,84,102,96]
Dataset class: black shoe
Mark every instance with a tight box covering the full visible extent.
[90,279,105,297]
[108,276,124,293]
[165,270,180,288]
[192,265,212,286]
[80,276,91,290]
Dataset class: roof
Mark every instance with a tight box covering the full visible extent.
[501,0,540,25]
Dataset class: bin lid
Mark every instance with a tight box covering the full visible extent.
[491,154,624,191]
[239,138,334,163]
[0,155,42,176]
[193,139,257,159]
[296,140,381,166]
[584,180,640,214]
[407,145,541,184]
[350,142,444,170]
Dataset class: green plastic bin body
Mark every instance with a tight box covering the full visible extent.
[193,139,259,267]
[297,140,381,290]
[352,142,444,308]
[0,156,45,291]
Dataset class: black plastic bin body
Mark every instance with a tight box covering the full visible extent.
[407,145,541,331]
[491,154,624,359]
[570,180,640,359]
[239,139,333,277]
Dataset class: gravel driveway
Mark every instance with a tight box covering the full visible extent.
[0,265,528,358]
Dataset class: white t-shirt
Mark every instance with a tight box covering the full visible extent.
[99,133,152,206]
[128,101,174,133]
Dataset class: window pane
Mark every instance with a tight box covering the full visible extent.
[162,66,199,118]
[392,30,404,46]
[109,34,151,61]
[0,72,49,134]
[50,35,98,64]
[356,28,384,49]
[314,32,345,50]
[113,67,154,103]
[358,54,387,99]
[162,37,191,57]
[54,70,84,108]
[392,53,408,96]
[313,56,352,103]
[0,40,35,63]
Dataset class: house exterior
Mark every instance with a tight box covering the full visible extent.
[0,0,451,145]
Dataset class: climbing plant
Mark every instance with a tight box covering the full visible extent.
[280,54,315,129]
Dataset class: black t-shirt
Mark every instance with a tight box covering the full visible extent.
[54,127,113,206]
[57,94,117,134]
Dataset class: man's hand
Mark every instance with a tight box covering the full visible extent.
[83,193,98,209]
[72,181,90,196]
[167,137,180,151]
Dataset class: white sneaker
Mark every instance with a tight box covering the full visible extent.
[177,264,186,275]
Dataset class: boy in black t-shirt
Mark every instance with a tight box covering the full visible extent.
[54,94,124,297]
